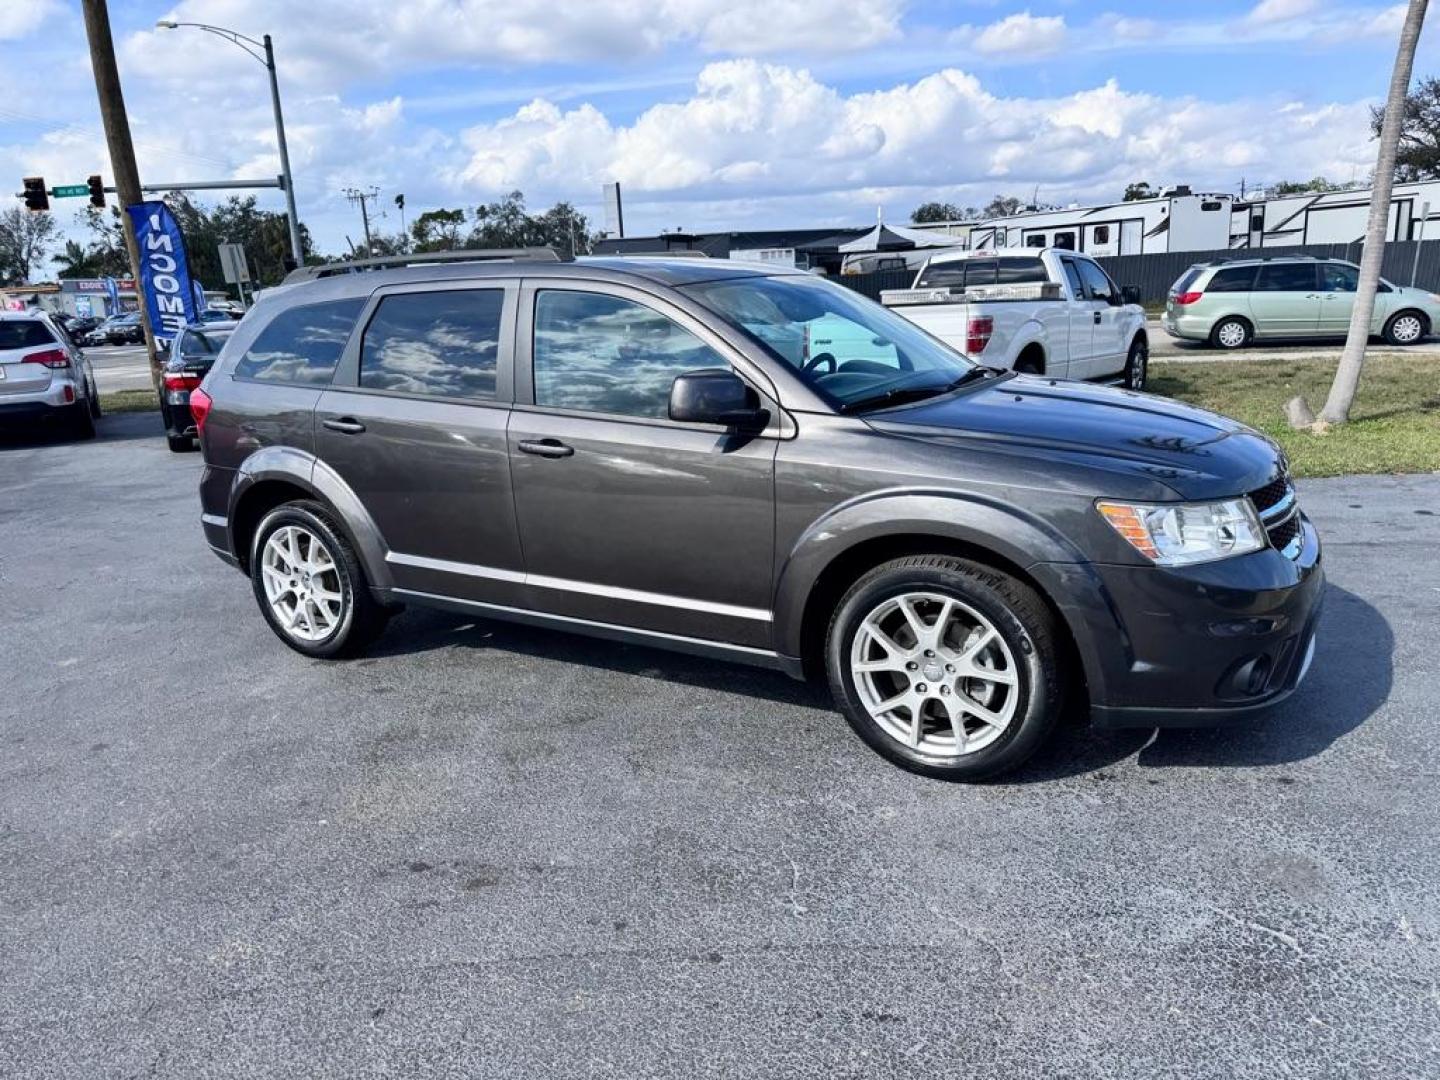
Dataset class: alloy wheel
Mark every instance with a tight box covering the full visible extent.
[261,525,345,642]
[1392,314,1424,343]
[849,591,1020,757]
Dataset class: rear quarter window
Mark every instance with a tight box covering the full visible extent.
[233,298,364,384]
[1206,266,1258,292]
[0,321,57,350]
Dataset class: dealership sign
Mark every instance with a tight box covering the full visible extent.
[126,201,199,343]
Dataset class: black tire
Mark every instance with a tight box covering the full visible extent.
[825,555,1065,781]
[68,399,96,440]
[1122,336,1148,390]
[167,433,194,453]
[1209,316,1252,350]
[250,500,390,659]
[1013,348,1044,376]
[1383,309,1428,346]
[88,383,102,419]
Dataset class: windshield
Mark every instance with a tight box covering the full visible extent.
[684,274,974,411]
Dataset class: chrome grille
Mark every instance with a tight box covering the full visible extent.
[1249,475,1302,558]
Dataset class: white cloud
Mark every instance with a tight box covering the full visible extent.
[974,12,1067,57]
[1247,0,1320,25]
[0,0,61,40]
[452,61,1380,223]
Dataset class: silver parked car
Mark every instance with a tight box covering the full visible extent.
[0,311,101,439]
[1162,255,1440,349]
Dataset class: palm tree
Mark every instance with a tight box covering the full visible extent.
[1319,0,1429,425]
[52,240,103,279]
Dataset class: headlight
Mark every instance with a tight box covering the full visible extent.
[1096,498,1265,566]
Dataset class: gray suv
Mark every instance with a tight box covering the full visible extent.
[193,250,1323,780]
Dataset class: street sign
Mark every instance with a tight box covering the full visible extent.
[217,243,251,285]
[51,184,89,198]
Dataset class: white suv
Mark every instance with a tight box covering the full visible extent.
[0,311,101,439]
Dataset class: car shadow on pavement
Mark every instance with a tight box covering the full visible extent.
[1014,583,1390,781]
[0,409,161,451]
[366,606,831,710]
[368,582,1388,781]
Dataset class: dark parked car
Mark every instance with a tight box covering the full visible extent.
[161,321,236,452]
[193,250,1323,780]
[103,313,144,345]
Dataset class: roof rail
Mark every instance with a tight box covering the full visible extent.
[284,247,566,284]
[607,250,711,259]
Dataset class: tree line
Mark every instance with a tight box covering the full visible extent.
[0,189,596,291]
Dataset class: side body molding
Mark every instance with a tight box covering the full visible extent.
[225,446,395,593]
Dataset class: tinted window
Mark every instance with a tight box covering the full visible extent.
[1076,259,1116,301]
[1206,266,1257,292]
[1061,259,1086,299]
[234,299,363,384]
[533,291,727,419]
[1320,263,1359,292]
[914,262,965,288]
[962,259,998,287]
[1171,268,1202,294]
[1093,225,1111,244]
[995,257,1047,284]
[1255,263,1317,292]
[178,328,232,359]
[1025,235,1047,248]
[1053,232,1077,251]
[0,321,56,350]
[360,290,503,400]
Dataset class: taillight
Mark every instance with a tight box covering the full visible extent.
[189,385,213,436]
[23,348,70,369]
[965,315,994,355]
[1174,291,1204,306]
[163,371,201,391]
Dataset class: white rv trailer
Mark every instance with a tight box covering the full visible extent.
[962,190,1234,256]
[1229,179,1440,248]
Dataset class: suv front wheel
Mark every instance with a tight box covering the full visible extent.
[250,501,389,658]
[825,556,1064,781]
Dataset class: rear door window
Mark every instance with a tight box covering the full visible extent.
[1206,266,1257,292]
[234,298,364,384]
[360,289,504,400]
[0,321,57,351]
[1255,263,1318,292]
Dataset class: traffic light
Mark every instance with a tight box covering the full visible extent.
[394,193,404,210]
[22,177,48,212]
[87,175,105,208]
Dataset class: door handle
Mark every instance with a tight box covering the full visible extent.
[518,438,574,459]
[322,417,366,434]
[1093,311,1102,324]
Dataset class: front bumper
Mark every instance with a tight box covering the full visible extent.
[1054,516,1324,728]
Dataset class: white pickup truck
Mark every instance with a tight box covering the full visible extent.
[881,248,1150,388]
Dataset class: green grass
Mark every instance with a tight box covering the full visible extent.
[100,389,159,414]
[1150,355,1440,477]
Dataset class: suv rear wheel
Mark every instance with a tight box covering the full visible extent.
[825,555,1064,780]
[250,501,389,658]
[1210,316,1252,350]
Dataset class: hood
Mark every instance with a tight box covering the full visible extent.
[866,374,1283,500]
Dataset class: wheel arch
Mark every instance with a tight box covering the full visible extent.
[773,493,1102,696]
[1014,340,1047,373]
[227,453,393,591]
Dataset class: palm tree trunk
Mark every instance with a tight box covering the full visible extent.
[1320,0,1429,424]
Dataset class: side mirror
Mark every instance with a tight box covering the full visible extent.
[668,369,767,429]
[1121,284,1142,306]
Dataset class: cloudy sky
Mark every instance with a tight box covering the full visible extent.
[0,0,1432,256]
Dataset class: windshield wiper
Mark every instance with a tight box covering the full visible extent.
[840,366,1003,415]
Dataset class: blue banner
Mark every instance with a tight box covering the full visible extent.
[126,201,199,343]
[103,276,119,314]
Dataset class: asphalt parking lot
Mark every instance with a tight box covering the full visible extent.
[2,412,1438,1079]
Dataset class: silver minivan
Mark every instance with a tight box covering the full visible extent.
[1162,256,1440,349]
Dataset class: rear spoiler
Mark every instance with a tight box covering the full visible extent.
[881,282,1063,307]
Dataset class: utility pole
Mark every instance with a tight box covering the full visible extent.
[80,0,163,393]
[345,187,377,253]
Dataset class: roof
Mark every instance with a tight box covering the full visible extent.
[924,247,1063,264]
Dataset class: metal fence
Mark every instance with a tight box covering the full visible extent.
[833,241,1440,307]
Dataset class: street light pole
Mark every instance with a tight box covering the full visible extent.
[263,34,304,268]
[156,20,304,268]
